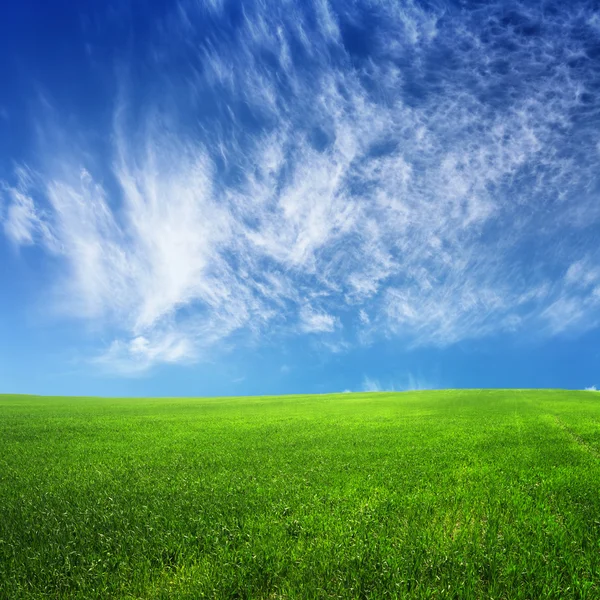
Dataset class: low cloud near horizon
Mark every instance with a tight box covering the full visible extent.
[361,374,436,393]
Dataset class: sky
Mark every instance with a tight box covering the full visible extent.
[1,0,600,396]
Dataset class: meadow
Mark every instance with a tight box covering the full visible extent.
[1,389,600,599]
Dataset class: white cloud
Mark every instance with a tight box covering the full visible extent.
[3,0,600,371]
[95,329,196,375]
[584,385,597,392]
[361,372,436,393]
[3,189,39,245]
[362,376,383,393]
[402,373,436,392]
[2,168,54,247]
[299,306,338,333]
[540,258,600,336]
[313,0,340,41]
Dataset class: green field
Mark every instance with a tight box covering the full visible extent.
[1,390,600,599]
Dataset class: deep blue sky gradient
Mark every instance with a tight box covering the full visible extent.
[2,0,600,395]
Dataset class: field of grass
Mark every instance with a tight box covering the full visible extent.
[1,390,600,599]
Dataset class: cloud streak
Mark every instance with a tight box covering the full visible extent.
[2,0,600,371]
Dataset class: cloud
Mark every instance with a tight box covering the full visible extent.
[360,372,436,393]
[3,0,600,371]
[3,189,40,245]
[402,373,436,392]
[584,385,597,392]
[299,306,338,333]
[541,258,600,336]
[95,330,196,375]
[2,168,54,246]
[362,376,383,393]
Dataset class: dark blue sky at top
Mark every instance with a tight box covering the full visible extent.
[1,0,600,395]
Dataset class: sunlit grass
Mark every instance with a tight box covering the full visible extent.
[1,390,600,598]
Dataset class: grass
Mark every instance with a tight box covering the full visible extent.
[1,389,600,599]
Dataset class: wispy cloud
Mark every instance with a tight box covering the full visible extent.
[2,167,54,247]
[2,0,600,371]
[402,373,436,392]
[360,372,436,393]
[362,376,383,393]
[95,330,197,375]
[299,306,338,333]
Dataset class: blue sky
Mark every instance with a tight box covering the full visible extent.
[2,0,600,396]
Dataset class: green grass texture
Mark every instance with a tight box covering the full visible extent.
[1,389,600,599]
